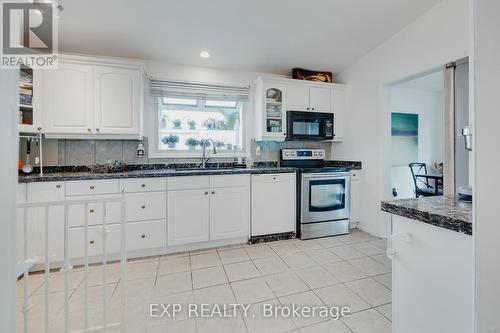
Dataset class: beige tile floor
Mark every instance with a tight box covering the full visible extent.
[17,229,392,333]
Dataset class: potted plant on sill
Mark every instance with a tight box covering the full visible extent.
[185,138,199,150]
[202,118,227,130]
[199,139,211,148]
[188,120,196,130]
[172,119,182,129]
[215,140,225,149]
[161,134,179,148]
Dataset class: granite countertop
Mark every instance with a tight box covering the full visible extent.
[18,166,297,183]
[381,195,472,235]
[18,160,362,183]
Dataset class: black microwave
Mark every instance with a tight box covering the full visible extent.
[286,111,334,141]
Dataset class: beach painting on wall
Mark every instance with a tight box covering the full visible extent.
[391,112,418,166]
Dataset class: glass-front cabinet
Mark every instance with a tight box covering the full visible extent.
[254,78,286,141]
[18,66,42,133]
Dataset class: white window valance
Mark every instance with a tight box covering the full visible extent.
[149,79,249,102]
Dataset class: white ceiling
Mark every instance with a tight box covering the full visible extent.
[58,0,442,75]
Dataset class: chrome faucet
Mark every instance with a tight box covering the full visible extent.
[201,139,217,168]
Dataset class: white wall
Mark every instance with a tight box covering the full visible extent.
[335,0,469,237]
[390,85,443,199]
[473,0,500,331]
[0,69,19,333]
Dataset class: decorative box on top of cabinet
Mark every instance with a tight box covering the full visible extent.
[41,54,145,139]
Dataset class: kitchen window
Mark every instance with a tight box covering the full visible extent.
[149,80,249,158]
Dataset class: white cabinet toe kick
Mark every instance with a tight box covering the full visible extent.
[19,173,301,270]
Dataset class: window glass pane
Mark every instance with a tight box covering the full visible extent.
[205,100,237,108]
[162,97,198,106]
[158,97,243,152]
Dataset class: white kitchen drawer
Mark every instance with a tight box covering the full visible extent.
[27,181,65,202]
[120,177,166,193]
[210,174,250,188]
[67,194,122,228]
[251,173,295,184]
[68,223,122,259]
[125,192,166,222]
[126,220,166,251]
[167,176,210,190]
[66,179,120,196]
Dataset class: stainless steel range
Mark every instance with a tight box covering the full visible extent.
[280,149,351,239]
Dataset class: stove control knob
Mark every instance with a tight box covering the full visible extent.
[285,152,289,156]
[319,151,323,156]
[291,152,296,156]
[314,152,318,156]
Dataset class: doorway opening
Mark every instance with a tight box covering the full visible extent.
[388,70,445,199]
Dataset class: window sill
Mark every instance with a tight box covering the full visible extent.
[148,149,246,159]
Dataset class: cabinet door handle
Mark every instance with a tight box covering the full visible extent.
[312,107,315,110]
[141,234,146,239]
[141,184,146,188]
[37,127,42,131]
[204,191,208,195]
[55,184,61,189]
[306,107,310,110]
[89,240,95,245]
[87,128,92,132]
[211,191,215,194]
[89,209,95,213]
[96,128,100,132]
[141,205,146,209]
[89,185,95,190]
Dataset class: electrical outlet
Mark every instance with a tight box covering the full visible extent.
[255,145,261,156]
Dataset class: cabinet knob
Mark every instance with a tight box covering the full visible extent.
[211,191,215,194]
[37,127,42,131]
[141,234,146,239]
[141,184,146,188]
[55,184,61,189]
[89,240,95,245]
[204,191,208,195]
[141,205,146,209]
[89,209,95,213]
[87,128,91,132]
[312,107,315,110]
[89,185,95,190]
[96,128,100,132]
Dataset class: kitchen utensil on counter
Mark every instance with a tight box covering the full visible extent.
[22,138,33,174]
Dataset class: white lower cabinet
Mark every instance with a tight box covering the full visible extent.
[68,224,122,259]
[210,186,250,241]
[167,189,210,246]
[25,182,66,263]
[127,220,166,251]
[167,175,250,246]
[350,171,361,225]
[251,173,296,236]
[391,215,473,333]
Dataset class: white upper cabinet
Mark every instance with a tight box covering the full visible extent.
[42,62,94,134]
[286,85,309,111]
[254,78,287,141]
[287,85,331,112]
[41,55,145,139]
[94,66,142,135]
[309,86,331,112]
[254,77,345,141]
[332,85,346,141]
